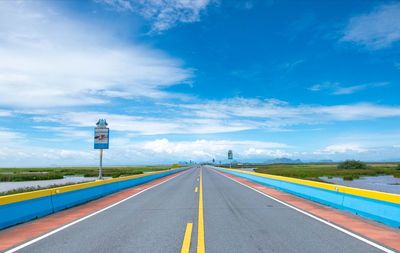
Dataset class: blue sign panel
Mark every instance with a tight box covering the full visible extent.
[228,150,233,160]
[94,128,109,149]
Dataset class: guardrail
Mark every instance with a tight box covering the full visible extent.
[216,167,400,229]
[0,169,185,230]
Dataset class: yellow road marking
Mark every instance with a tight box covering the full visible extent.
[181,223,193,253]
[195,187,198,193]
[197,169,205,253]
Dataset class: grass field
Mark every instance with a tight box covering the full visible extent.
[0,183,78,196]
[0,165,174,182]
[249,163,400,181]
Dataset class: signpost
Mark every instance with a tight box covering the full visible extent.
[228,150,233,168]
[94,119,109,179]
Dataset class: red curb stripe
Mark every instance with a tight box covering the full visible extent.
[217,170,400,252]
[0,171,185,252]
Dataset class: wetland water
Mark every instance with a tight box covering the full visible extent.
[320,175,400,194]
[237,168,400,194]
[0,176,100,193]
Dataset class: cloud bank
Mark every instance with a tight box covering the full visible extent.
[0,1,192,108]
[29,98,400,135]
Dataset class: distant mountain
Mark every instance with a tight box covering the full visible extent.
[264,158,302,164]
[316,159,335,163]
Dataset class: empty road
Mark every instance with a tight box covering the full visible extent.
[3,166,395,253]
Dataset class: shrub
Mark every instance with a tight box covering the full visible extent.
[397,164,400,170]
[342,176,354,181]
[337,160,368,170]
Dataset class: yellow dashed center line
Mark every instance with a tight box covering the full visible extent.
[181,223,193,253]
[197,170,205,253]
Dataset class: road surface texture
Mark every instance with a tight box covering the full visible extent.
[2,166,398,253]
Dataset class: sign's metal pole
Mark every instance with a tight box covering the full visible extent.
[99,149,103,179]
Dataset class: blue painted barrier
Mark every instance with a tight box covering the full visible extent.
[52,184,110,212]
[0,196,54,229]
[341,194,400,228]
[52,170,176,213]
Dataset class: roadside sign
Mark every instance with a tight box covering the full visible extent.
[228,150,233,160]
[94,128,109,149]
[94,118,109,149]
[94,119,109,180]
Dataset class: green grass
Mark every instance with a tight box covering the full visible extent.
[0,172,63,182]
[0,165,173,182]
[251,163,400,182]
[0,183,78,196]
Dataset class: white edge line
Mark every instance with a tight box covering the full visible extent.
[5,170,189,253]
[212,169,396,253]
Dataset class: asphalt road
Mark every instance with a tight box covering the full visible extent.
[13,166,386,253]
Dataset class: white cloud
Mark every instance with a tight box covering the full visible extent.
[309,82,387,95]
[0,129,24,142]
[33,126,92,139]
[175,98,400,129]
[0,128,97,166]
[97,0,134,11]
[242,148,292,158]
[333,85,369,95]
[0,146,96,166]
[31,98,400,135]
[313,103,400,120]
[97,0,212,32]
[341,3,400,49]
[0,1,192,108]
[141,138,290,159]
[2,132,400,165]
[0,110,12,117]
[317,143,368,154]
[33,111,256,135]
[0,137,291,166]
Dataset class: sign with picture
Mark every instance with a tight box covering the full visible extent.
[94,119,109,149]
[228,150,233,160]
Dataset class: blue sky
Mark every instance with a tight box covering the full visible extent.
[0,0,400,166]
